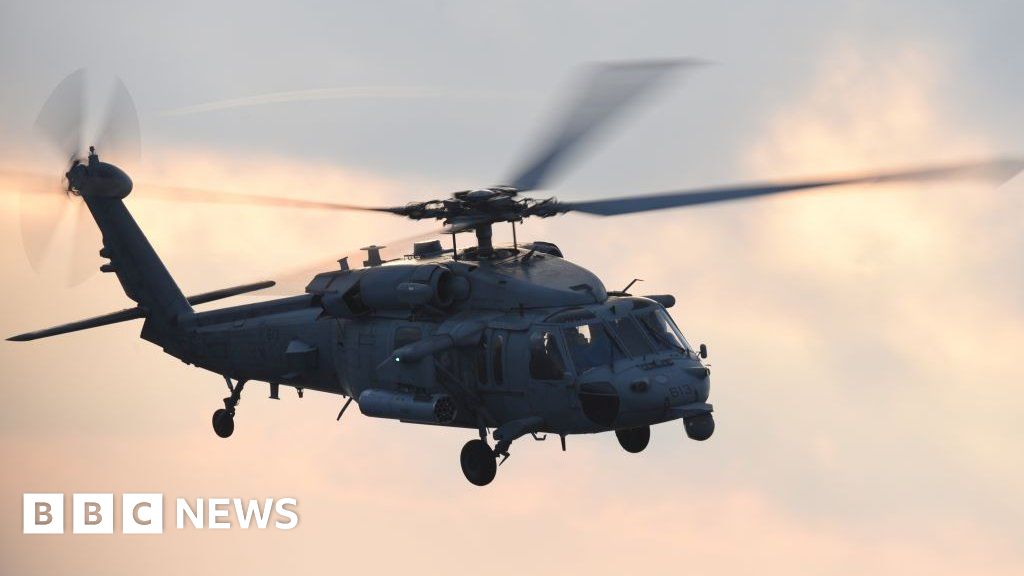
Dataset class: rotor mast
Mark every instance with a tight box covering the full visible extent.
[474,223,494,258]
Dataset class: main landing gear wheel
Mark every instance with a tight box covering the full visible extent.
[212,408,234,438]
[615,426,650,453]
[460,439,497,486]
[212,378,246,439]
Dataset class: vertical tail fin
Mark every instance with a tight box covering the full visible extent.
[49,150,194,333]
[83,192,193,326]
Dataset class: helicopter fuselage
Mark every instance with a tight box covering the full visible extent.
[147,243,713,438]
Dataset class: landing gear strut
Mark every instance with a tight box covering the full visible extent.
[459,417,544,486]
[212,377,246,439]
[615,426,650,453]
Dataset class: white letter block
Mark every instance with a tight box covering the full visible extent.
[23,493,64,534]
[73,493,113,534]
[122,493,164,534]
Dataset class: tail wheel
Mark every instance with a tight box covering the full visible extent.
[212,408,234,438]
[460,439,497,486]
[615,426,650,453]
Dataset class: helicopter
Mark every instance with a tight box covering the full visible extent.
[7,62,1022,486]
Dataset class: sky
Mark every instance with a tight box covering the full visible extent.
[1,1,1023,574]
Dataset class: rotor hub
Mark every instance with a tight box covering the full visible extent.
[64,147,133,199]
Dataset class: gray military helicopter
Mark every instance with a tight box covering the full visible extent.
[8,63,1022,486]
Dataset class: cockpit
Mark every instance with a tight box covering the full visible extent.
[529,298,695,380]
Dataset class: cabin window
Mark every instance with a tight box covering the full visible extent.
[492,335,505,385]
[394,326,421,350]
[562,323,615,374]
[476,339,488,384]
[529,330,566,380]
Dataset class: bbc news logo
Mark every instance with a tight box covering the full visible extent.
[23,493,298,534]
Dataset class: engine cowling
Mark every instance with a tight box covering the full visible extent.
[359,264,463,310]
[320,264,469,317]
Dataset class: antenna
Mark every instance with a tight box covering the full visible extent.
[621,278,643,293]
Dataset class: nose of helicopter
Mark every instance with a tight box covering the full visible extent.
[577,358,711,431]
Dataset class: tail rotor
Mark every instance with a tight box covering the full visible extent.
[21,69,142,286]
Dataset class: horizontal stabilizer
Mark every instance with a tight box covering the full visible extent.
[7,307,145,342]
[8,280,276,342]
[186,280,276,306]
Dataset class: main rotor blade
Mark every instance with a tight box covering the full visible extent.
[558,158,1024,216]
[34,68,85,160]
[506,59,699,192]
[0,169,399,213]
[136,184,401,213]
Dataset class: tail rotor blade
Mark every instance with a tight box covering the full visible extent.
[67,200,100,286]
[18,185,72,275]
[94,76,141,167]
[34,68,86,160]
[18,70,138,287]
[22,68,88,284]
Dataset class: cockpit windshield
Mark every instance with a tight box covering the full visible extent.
[539,304,692,377]
[609,316,655,356]
[636,308,691,352]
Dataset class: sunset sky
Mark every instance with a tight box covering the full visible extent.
[1,1,1023,574]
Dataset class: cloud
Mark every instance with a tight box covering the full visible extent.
[547,33,1024,556]
[741,38,1024,486]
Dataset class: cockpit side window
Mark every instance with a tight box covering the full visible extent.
[529,330,567,380]
[562,323,616,375]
